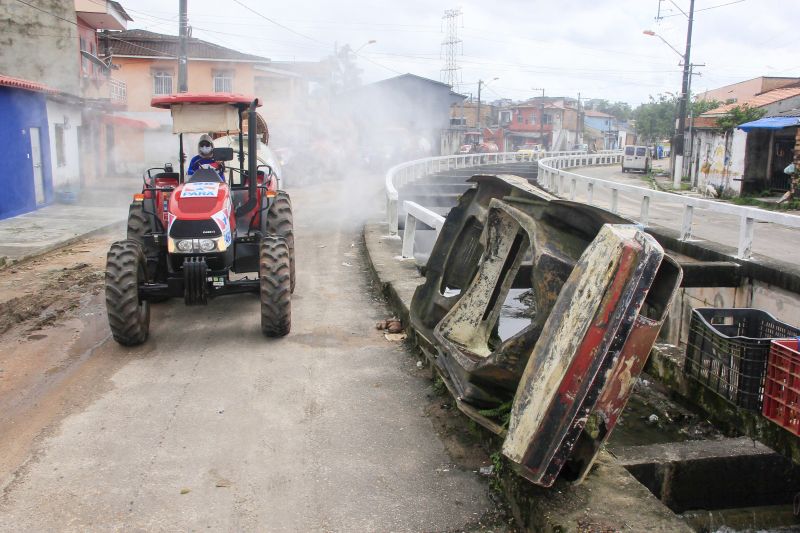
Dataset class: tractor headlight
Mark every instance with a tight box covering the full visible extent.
[198,239,216,252]
[168,237,225,254]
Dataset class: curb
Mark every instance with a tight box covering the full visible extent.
[0,219,126,271]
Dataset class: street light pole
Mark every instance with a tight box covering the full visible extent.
[674,0,695,188]
[532,87,545,149]
[178,0,188,92]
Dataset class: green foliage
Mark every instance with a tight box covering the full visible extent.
[715,105,767,132]
[692,98,723,116]
[432,375,447,395]
[489,451,505,492]
[633,93,677,143]
[477,401,513,429]
[589,99,633,121]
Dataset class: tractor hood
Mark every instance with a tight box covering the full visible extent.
[169,182,232,221]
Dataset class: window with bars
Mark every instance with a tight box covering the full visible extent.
[153,71,173,95]
[213,72,233,93]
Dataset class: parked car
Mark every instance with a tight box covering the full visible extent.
[515,143,542,160]
[621,145,651,173]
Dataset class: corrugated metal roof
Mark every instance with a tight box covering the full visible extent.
[0,74,56,94]
[701,86,800,116]
[105,30,269,62]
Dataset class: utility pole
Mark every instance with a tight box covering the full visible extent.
[477,79,482,129]
[533,87,545,149]
[178,0,188,92]
[673,0,695,188]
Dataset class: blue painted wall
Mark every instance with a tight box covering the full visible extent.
[0,86,53,220]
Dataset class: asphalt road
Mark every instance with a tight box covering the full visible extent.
[574,165,800,265]
[0,178,491,531]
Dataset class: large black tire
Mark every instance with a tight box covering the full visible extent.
[266,191,295,293]
[106,240,150,346]
[126,202,167,301]
[259,235,291,337]
[126,202,149,246]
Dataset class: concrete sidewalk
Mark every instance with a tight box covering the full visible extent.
[0,179,138,266]
[362,220,692,533]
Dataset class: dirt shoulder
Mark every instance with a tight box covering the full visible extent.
[0,233,129,491]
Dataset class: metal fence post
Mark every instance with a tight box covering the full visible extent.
[738,215,755,259]
[680,205,694,240]
[388,196,398,234]
[402,212,417,258]
[640,195,650,227]
[570,178,577,201]
[587,182,594,205]
[611,189,619,213]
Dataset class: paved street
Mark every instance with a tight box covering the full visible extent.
[574,165,800,265]
[0,179,492,532]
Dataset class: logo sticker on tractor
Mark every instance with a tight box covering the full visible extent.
[181,182,220,198]
[212,210,232,246]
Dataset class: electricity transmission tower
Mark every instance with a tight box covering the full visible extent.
[440,8,462,91]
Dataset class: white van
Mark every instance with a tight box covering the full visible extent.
[621,145,651,173]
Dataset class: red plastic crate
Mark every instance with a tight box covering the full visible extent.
[763,339,800,436]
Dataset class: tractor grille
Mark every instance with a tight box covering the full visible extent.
[169,218,221,238]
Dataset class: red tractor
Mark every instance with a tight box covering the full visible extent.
[105,93,294,345]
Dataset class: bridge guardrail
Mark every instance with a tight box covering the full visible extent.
[401,201,445,259]
[537,153,800,259]
[385,150,599,233]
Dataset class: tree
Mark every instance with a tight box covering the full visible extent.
[633,94,678,143]
[714,104,766,132]
[692,98,722,117]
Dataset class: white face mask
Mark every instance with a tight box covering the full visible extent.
[199,145,213,156]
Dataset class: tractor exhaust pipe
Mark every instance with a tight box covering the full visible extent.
[236,99,260,217]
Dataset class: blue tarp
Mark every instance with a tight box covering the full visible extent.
[737,116,800,131]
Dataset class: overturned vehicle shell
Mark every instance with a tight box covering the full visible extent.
[409,174,681,487]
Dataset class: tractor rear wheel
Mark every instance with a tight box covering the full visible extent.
[266,191,295,293]
[259,235,291,337]
[105,240,150,346]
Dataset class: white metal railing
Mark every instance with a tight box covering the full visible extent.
[385,150,596,233]
[537,153,800,259]
[402,201,445,259]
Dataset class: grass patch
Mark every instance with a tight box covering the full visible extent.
[730,196,800,211]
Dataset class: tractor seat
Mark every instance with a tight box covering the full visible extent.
[187,168,223,183]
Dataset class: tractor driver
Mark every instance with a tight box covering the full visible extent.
[187,134,225,181]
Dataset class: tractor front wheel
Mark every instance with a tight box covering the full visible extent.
[266,191,295,293]
[259,235,291,337]
[105,240,150,346]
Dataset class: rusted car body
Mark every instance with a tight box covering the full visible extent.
[409,174,681,487]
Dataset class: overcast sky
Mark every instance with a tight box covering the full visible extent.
[122,0,800,106]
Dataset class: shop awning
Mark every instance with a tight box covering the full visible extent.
[737,116,800,132]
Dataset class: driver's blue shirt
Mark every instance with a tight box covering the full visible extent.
[188,155,225,180]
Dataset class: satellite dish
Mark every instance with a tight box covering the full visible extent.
[80,50,116,72]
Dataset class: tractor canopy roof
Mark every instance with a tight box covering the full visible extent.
[150,93,262,134]
[150,92,260,109]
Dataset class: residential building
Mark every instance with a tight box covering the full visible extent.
[504,97,579,151]
[0,77,56,219]
[449,101,497,129]
[583,110,619,150]
[690,84,800,195]
[101,29,270,114]
[696,76,800,105]
[342,73,466,157]
[0,0,131,217]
